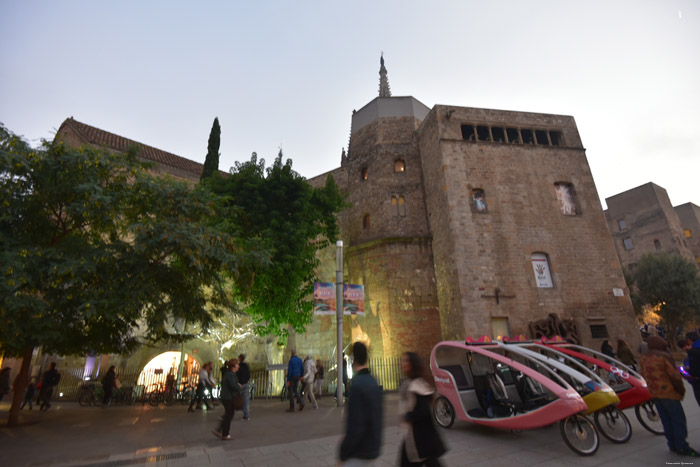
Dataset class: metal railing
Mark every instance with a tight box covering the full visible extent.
[43,357,405,402]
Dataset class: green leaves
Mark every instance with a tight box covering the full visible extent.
[205,152,346,339]
[632,253,700,343]
[0,124,242,357]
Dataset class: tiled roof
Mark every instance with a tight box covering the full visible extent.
[58,118,204,177]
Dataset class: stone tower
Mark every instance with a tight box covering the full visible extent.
[309,56,641,357]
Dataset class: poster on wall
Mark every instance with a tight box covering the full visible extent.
[313,282,336,315]
[531,253,554,288]
[343,284,365,315]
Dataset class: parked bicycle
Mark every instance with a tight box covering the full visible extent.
[148,383,194,406]
[79,383,134,406]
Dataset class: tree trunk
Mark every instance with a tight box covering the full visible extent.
[7,346,34,427]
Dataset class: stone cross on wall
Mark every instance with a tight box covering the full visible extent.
[480,287,515,304]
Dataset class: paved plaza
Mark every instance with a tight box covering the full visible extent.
[1,387,698,467]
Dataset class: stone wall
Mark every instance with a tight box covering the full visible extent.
[418,105,640,349]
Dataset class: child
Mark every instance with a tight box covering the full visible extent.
[21,379,36,410]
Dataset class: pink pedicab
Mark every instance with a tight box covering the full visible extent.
[430,337,599,456]
[540,336,662,435]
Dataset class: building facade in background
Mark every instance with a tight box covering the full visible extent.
[604,182,699,272]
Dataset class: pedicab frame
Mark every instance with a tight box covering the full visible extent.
[430,338,600,456]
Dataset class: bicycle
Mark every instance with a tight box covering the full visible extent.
[148,383,195,406]
[78,383,104,407]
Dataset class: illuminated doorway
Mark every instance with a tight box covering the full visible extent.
[137,351,200,392]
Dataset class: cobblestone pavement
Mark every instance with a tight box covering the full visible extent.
[1,385,698,467]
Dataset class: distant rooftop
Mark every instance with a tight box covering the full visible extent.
[56,117,204,177]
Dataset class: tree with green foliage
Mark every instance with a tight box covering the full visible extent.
[205,151,346,338]
[633,253,700,348]
[200,117,221,181]
[0,124,259,426]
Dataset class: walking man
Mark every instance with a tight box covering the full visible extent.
[237,354,251,420]
[286,349,304,412]
[38,362,61,412]
[338,342,383,466]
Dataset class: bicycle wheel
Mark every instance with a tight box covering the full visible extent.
[78,390,93,407]
[635,401,664,435]
[560,414,599,456]
[593,406,631,443]
[148,392,161,406]
[433,396,455,428]
[280,386,287,402]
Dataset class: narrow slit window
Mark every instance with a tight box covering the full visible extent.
[492,127,506,143]
[554,182,580,216]
[361,167,368,181]
[654,239,661,250]
[535,130,550,145]
[506,128,520,144]
[623,237,634,251]
[473,189,487,212]
[391,194,406,217]
[362,214,370,229]
[461,124,476,141]
[476,125,491,142]
[394,159,405,173]
[521,129,535,144]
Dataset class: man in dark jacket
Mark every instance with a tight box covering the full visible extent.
[339,341,383,465]
[237,354,251,420]
[39,362,61,412]
[286,349,304,412]
[686,331,700,407]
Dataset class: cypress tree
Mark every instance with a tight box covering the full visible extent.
[200,117,221,180]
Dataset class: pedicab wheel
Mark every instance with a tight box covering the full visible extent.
[593,406,632,443]
[433,396,455,429]
[148,392,160,407]
[635,401,664,435]
[560,414,599,456]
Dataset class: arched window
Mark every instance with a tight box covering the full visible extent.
[394,159,405,173]
[361,167,368,181]
[531,253,554,288]
[362,214,370,229]
[554,182,580,216]
[391,194,406,216]
[473,189,487,212]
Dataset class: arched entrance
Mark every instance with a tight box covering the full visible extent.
[137,351,200,392]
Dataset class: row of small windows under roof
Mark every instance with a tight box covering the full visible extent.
[461,124,564,147]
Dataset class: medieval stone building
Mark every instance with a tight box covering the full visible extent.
[45,58,643,369]
[604,182,699,271]
[306,57,641,357]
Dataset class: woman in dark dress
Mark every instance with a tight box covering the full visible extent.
[399,352,446,466]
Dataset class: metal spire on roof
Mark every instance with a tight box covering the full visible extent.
[379,53,391,97]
